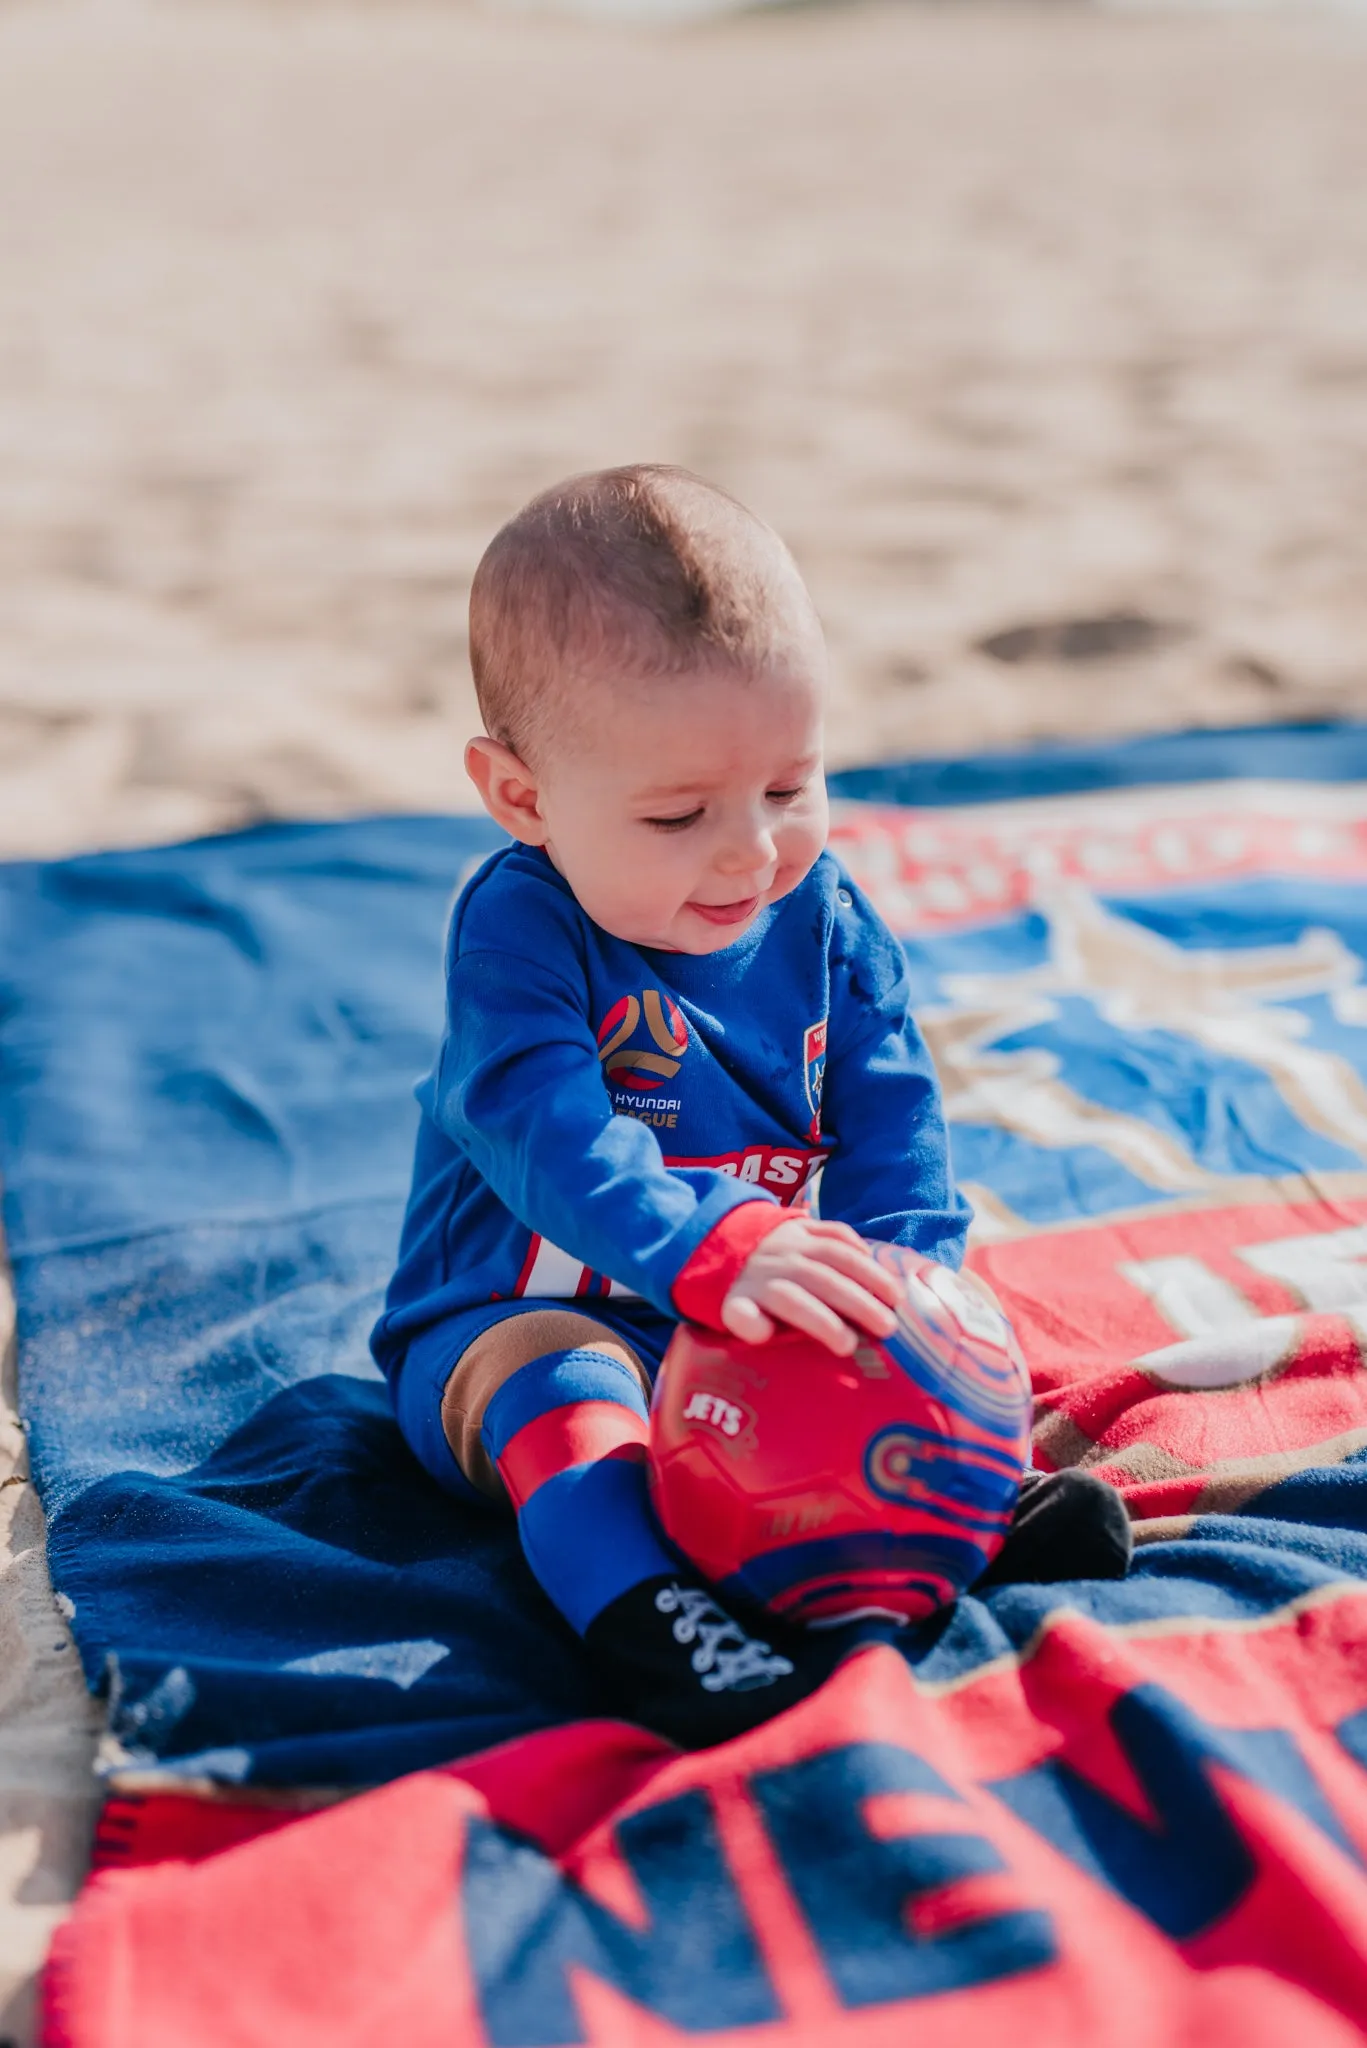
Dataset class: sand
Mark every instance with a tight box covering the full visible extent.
[1,0,1366,2031]
[3,0,1367,860]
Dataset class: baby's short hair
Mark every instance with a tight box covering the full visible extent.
[469,465,819,761]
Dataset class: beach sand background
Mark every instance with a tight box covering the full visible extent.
[1,0,1366,2033]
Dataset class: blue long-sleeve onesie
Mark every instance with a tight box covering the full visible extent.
[371,842,971,1381]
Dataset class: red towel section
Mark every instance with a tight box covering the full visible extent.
[975,1195,1367,1528]
[45,1621,1367,2047]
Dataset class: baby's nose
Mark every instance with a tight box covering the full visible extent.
[716,820,777,875]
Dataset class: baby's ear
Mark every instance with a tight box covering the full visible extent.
[464,736,549,844]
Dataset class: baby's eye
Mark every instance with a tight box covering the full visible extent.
[643,808,704,833]
[767,785,806,806]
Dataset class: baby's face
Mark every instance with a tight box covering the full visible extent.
[523,658,828,953]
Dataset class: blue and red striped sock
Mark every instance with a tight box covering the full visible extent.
[481,1347,827,1746]
[480,1347,679,1635]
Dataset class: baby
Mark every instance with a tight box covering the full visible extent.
[372,465,1130,1745]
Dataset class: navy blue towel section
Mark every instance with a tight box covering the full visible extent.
[3,720,1367,1790]
[0,814,624,1784]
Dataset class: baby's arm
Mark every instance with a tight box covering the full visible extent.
[810,877,973,1266]
[710,1215,899,1353]
[434,940,794,1321]
[438,943,900,1354]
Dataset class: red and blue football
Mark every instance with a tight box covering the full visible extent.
[649,1244,1032,1626]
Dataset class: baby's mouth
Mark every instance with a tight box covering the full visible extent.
[689,895,760,928]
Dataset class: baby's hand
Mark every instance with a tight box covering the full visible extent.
[721,1218,901,1356]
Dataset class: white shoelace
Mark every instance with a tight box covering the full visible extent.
[654,1583,796,1694]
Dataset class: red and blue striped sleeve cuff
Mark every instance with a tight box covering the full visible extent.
[671,1200,791,1332]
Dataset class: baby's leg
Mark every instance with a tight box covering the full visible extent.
[442,1309,827,1745]
[440,1307,650,1507]
[976,1470,1132,1588]
[443,1308,673,1624]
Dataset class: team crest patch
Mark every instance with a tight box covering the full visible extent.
[597,989,688,1093]
[803,1019,827,1139]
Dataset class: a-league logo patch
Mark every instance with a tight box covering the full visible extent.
[803,1019,827,1139]
[597,989,688,1093]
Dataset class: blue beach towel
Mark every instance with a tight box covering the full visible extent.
[16,720,1367,2044]
[4,720,1367,1783]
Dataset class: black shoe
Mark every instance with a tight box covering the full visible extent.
[584,1574,837,1749]
[976,1469,1133,1589]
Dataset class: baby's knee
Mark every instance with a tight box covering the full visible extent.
[440,1309,651,1502]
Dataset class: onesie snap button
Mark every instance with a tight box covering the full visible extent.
[836,888,853,907]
